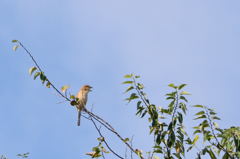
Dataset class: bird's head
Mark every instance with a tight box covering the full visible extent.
[81,85,92,93]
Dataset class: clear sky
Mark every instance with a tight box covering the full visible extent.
[1,0,240,159]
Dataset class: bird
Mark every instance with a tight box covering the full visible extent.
[76,85,92,126]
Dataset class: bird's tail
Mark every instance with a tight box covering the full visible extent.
[77,110,81,126]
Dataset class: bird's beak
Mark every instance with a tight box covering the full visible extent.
[89,86,93,92]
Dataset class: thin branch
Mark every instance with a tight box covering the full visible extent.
[171,90,179,123]
[101,151,106,159]
[125,146,128,159]
[130,136,134,159]
[150,136,156,159]
[90,117,124,159]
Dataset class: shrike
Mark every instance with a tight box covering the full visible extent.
[76,85,92,126]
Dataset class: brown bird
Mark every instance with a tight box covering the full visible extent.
[76,85,92,126]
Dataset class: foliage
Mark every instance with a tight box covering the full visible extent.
[123,73,240,159]
[86,137,110,158]
[0,153,29,159]
[0,155,7,159]
[17,153,30,158]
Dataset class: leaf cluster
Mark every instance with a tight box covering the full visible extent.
[123,74,190,159]
[86,137,110,158]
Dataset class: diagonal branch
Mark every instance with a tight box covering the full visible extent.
[15,41,143,159]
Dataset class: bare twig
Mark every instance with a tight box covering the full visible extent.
[130,136,134,159]
[150,136,155,159]
[125,146,128,159]
[101,151,106,159]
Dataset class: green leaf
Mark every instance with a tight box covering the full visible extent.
[187,145,193,152]
[46,81,51,88]
[70,95,75,99]
[180,96,188,102]
[222,152,229,159]
[207,149,217,159]
[40,72,47,84]
[28,66,37,75]
[193,130,201,134]
[168,83,177,89]
[33,72,41,80]
[212,116,221,120]
[156,134,161,145]
[135,149,143,157]
[178,84,187,90]
[70,100,78,106]
[167,131,176,147]
[193,105,204,108]
[12,40,18,43]
[180,91,191,95]
[177,112,183,123]
[209,111,216,115]
[136,107,144,116]
[123,138,129,142]
[124,74,133,78]
[135,75,140,78]
[195,111,205,116]
[194,115,207,120]
[122,81,133,84]
[168,100,175,109]
[179,102,187,114]
[153,155,160,159]
[213,122,219,128]
[168,122,173,130]
[137,101,142,107]
[97,137,104,142]
[92,147,101,153]
[125,86,134,93]
[17,152,29,158]
[141,110,147,118]
[13,45,19,51]
[166,91,177,97]
[86,151,101,158]
[137,83,144,89]
[166,96,175,100]
[61,85,70,93]
[126,93,138,102]
[192,135,199,145]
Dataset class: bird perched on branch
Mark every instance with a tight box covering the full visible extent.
[76,85,92,126]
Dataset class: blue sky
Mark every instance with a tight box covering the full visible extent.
[1,0,240,158]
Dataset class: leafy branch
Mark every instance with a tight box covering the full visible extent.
[193,105,237,158]
[123,75,190,159]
